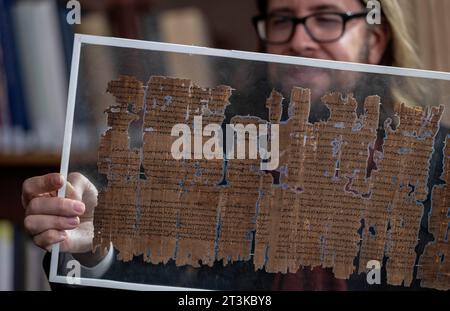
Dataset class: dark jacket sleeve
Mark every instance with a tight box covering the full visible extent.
[42,246,115,290]
[42,252,89,290]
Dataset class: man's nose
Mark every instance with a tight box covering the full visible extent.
[289,23,318,55]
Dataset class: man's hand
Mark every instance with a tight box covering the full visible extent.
[22,172,98,253]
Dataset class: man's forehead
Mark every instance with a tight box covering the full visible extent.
[267,0,363,13]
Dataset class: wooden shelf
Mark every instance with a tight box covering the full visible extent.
[0,152,96,224]
[0,152,100,167]
[0,153,61,167]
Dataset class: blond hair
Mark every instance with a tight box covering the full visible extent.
[361,0,422,69]
[360,0,428,108]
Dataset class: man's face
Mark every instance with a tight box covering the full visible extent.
[266,0,369,62]
[265,0,384,111]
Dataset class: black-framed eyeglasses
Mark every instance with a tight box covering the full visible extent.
[252,11,368,44]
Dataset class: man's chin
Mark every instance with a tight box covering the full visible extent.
[280,68,331,100]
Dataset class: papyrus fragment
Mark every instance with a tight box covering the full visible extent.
[93,75,448,290]
[417,136,450,290]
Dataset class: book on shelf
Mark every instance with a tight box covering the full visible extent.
[0,220,49,291]
[11,0,67,153]
[0,220,13,290]
[0,0,70,155]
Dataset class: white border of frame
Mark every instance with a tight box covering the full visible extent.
[50,34,450,291]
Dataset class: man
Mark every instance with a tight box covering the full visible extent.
[22,0,427,290]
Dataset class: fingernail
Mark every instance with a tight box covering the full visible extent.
[54,174,64,186]
[73,202,85,214]
[60,231,67,240]
[68,217,79,226]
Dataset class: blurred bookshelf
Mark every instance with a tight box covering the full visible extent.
[0,0,258,290]
[0,0,259,160]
